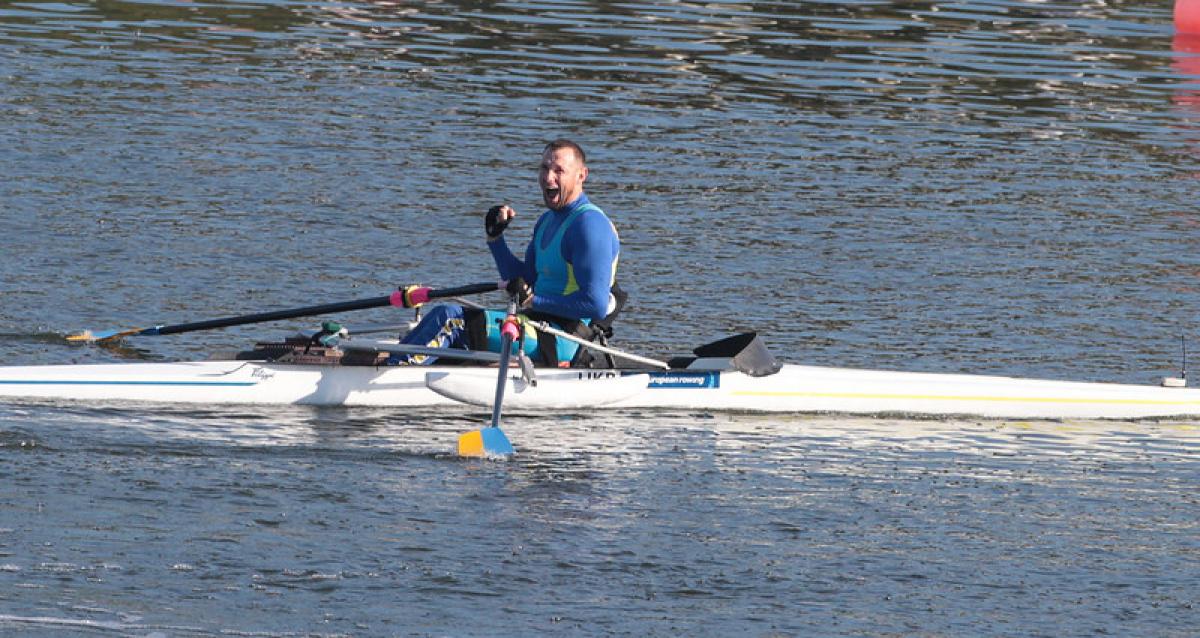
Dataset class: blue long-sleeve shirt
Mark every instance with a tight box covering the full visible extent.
[488,194,620,321]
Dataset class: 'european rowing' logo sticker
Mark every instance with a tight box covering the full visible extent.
[647,371,720,389]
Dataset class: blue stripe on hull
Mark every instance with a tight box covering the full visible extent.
[0,380,257,387]
[646,371,721,388]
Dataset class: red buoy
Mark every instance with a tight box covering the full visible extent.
[1178,0,1200,34]
[1173,32,1200,111]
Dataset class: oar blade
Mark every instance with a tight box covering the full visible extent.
[457,427,515,458]
[64,330,98,344]
[65,328,140,344]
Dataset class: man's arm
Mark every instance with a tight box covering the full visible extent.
[487,209,540,284]
[487,234,532,282]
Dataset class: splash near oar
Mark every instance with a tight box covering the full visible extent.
[456,297,519,458]
[66,282,500,344]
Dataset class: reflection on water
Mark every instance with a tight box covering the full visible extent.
[1174,32,1200,115]
[2,0,1189,113]
[1,401,1198,636]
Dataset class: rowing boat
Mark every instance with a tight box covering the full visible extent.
[2,332,1198,419]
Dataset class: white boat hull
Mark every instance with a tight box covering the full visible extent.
[2,359,1200,419]
[426,370,652,409]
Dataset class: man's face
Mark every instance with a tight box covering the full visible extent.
[539,147,588,211]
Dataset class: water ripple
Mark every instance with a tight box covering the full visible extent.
[5,1,1200,635]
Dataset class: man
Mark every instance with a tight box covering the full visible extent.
[395,139,621,366]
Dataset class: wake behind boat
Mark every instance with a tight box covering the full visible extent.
[2,330,1199,420]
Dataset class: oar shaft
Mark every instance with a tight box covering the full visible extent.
[153,296,392,336]
[490,333,514,428]
[129,282,501,338]
[490,299,521,429]
[428,282,501,299]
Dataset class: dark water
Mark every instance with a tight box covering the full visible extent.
[2,404,1198,637]
[3,0,1200,635]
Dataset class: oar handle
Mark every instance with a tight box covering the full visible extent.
[390,281,501,308]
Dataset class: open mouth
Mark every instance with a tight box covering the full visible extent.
[544,187,560,201]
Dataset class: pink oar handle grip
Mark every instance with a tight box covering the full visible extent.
[390,286,432,308]
[500,317,521,341]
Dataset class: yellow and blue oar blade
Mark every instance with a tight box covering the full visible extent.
[65,329,102,344]
[65,327,147,344]
[457,427,515,458]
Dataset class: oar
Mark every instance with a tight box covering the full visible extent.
[67,282,500,343]
[525,320,670,369]
[457,295,518,458]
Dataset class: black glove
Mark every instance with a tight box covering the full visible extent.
[505,276,533,308]
[485,205,511,239]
